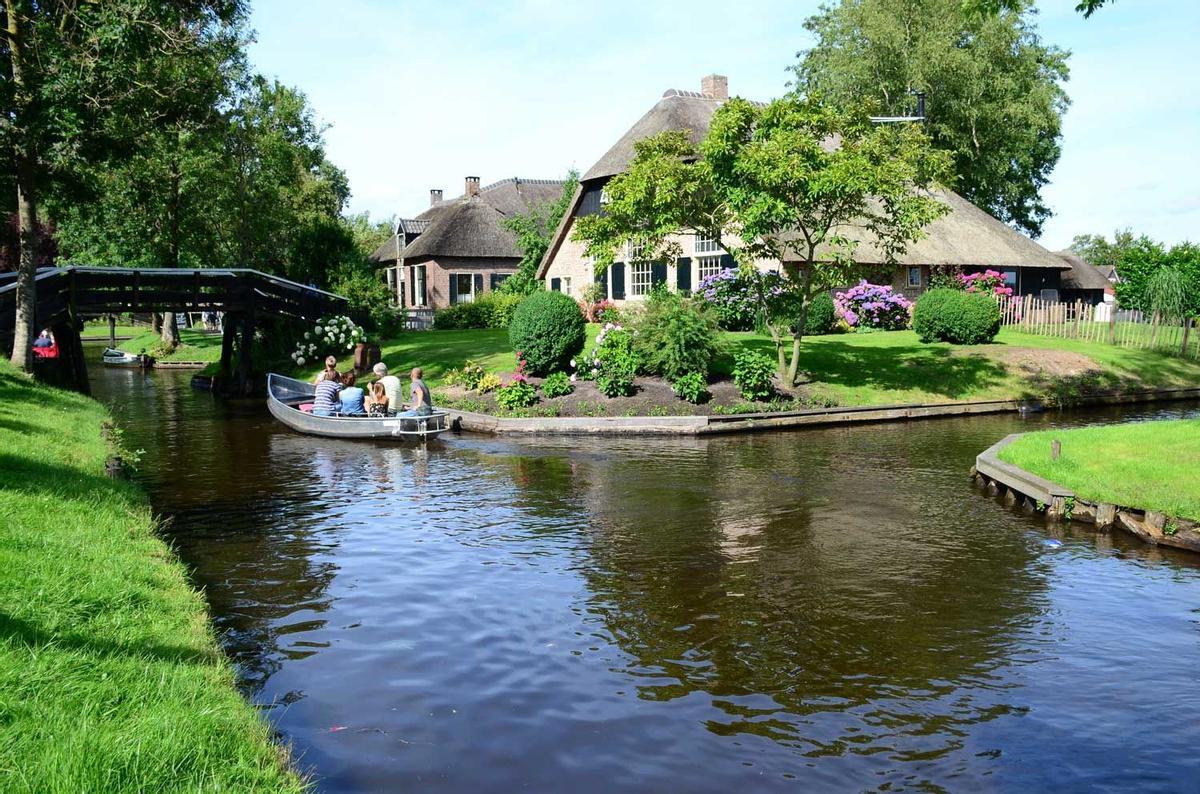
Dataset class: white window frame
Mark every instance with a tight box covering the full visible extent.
[629,261,653,297]
[697,255,724,282]
[694,232,722,254]
[627,240,648,261]
[414,265,427,307]
[453,273,475,304]
[561,276,572,296]
[907,266,922,289]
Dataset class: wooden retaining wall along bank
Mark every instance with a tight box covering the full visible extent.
[973,434,1200,554]
[444,386,1200,437]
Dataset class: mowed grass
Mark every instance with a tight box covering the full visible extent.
[121,327,224,363]
[998,419,1200,520]
[300,326,1200,406]
[0,362,303,792]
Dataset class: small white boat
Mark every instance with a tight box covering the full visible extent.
[102,347,143,367]
[267,373,450,442]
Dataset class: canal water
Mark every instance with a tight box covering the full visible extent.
[91,365,1200,793]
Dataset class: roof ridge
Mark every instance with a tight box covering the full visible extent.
[480,177,567,192]
[662,89,717,99]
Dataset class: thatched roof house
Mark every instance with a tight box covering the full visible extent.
[372,176,565,310]
[539,74,1072,303]
[1054,251,1114,303]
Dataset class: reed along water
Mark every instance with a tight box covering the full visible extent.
[92,365,1200,793]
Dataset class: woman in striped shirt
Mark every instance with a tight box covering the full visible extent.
[312,372,342,416]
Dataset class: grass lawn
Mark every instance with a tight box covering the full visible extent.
[998,419,1200,521]
[121,327,225,363]
[80,322,146,339]
[0,361,303,792]
[296,326,1200,411]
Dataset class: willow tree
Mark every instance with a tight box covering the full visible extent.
[1,1,244,368]
[573,95,950,385]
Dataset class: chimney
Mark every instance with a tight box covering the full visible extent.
[465,176,480,198]
[701,74,728,101]
[430,188,443,206]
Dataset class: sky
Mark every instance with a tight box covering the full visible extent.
[246,0,1200,251]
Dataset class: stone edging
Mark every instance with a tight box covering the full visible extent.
[444,386,1200,437]
[973,433,1200,554]
[151,361,210,370]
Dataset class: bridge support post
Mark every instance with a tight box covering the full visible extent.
[237,308,255,394]
[217,314,237,381]
[51,320,89,396]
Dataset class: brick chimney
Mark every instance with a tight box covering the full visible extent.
[701,74,728,101]
[465,176,480,198]
[430,188,443,206]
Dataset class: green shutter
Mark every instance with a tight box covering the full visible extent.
[449,273,458,303]
[651,261,667,286]
[676,257,692,292]
[611,263,626,299]
[550,277,561,292]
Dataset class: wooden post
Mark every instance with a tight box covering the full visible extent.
[1051,439,1061,460]
[237,307,255,394]
[1108,303,1117,344]
[217,313,237,380]
[108,314,116,348]
[1183,318,1193,358]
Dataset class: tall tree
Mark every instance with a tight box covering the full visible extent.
[0,1,246,369]
[574,96,951,384]
[499,170,579,296]
[793,0,1069,237]
[1069,228,1135,273]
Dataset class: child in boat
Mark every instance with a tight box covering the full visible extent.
[365,381,389,416]
[339,370,365,415]
[312,371,342,417]
[314,355,338,384]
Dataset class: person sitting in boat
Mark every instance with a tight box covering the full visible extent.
[312,371,342,417]
[365,381,389,416]
[339,370,366,415]
[32,330,53,349]
[314,355,338,385]
[399,367,433,417]
[372,362,402,412]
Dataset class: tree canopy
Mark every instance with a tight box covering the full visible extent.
[498,171,579,296]
[573,95,951,384]
[1112,238,1200,318]
[792,0,1069,237]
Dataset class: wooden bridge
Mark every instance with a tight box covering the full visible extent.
[0,266,350,393]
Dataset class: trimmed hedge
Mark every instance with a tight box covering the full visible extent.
[804,291,837,336]
[508,290,586,375]
[433,293,524,330]
[912,288,1001,345]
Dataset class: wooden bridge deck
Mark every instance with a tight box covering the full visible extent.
[1,266,351,393]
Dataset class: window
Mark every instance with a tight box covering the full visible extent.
[698,256,724,282]
[560,277,572,295]
[414,265,427,306]
[453,273,474,304]
[627,240,648,261]
[694,233,721,254]
[629,262,652,297]
[1002,269,1018,288]
[907,266,922,289]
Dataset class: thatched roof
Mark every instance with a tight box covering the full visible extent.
[369,235,402,264]
[778,189,1069,269]
[584,90,724,181]
[1055,251,1114,290]
[378,178,566,264]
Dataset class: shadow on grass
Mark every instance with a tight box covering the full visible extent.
[717,336,1010,399]
[0,610,219,666]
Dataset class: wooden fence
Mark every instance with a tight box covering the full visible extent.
[1000,295,1198,359]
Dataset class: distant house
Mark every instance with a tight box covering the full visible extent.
[1054,251,1115,305]
[538,74,1071,303]
[370,177,566,310]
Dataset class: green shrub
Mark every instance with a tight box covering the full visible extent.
[509,291,587,375]
[495,380,538,410]
[633,293,724,380]
[582,325,638,397]
[480,293,524,328]
[330,267,402,335]
[732,350,775,401]
[672,371,709,404]
[445,360,486,390]
[541,371,574,398]
[912,288,1001,345]
[433,301,489,330]
[804,291,837,336]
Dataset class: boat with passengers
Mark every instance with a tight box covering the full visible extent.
[266,373,450,441]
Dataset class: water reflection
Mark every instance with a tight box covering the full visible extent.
[91,361,1200,793]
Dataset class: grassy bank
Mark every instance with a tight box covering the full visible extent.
[999,419,1200,520]
[295,326,1200,415]
[120,327,224,364]
[0,362,303,792]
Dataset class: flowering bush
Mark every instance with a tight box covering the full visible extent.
[697,268,787,331]
[579,297,620,324]
[580,322,638,397]
[834,281,912,331]
[290,315,366,367]
[958,269,1014,298]
[445,360,487,390]
[476,373,502,393]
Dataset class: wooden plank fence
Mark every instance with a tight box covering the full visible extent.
[1000,295,1199,359]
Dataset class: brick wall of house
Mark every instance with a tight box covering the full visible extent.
[413,256,519,310]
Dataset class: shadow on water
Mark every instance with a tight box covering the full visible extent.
[88,360,1200,793]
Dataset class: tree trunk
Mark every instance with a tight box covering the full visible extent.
[161,311,179,348]
[6,2,37,371]
[151,312,162,333]
[785,266,814,386]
